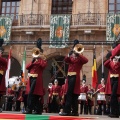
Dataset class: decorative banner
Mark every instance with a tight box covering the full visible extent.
[0,16,12,42]
[106,14,120,41]
[49,15,71,48]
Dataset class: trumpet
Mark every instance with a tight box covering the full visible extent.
[73,44,84,54]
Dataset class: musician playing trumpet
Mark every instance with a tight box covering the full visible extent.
[104,55,120,118]
[23,39,47,114]
[59,40,88,116]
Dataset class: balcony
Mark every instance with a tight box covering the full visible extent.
[12,13,106,30]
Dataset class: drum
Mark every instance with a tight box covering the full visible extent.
[97,93,106,101]
[8,76,21,87]
[78,93,86,100]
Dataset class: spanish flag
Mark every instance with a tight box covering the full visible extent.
[92,48,98,89]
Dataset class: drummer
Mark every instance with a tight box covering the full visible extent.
[79,79,88,114]
[97,78,106,115]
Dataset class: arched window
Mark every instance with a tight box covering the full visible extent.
[51,0,73,14]
[108,0,120,13]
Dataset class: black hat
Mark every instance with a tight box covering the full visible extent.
[73,39,79,48]
[36,38,44,53]
[82,74,86,83]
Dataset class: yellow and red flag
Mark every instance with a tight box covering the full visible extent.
[92,48,98,89]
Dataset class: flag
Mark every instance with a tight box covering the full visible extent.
[21,48,26,82]
[92,48,98,89]
[50,15,71,48]
[5,47,12,87]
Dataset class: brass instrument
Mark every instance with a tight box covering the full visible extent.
[32,47,46,60]
[73,44,84,54]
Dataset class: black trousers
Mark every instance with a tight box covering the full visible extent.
[86,99,92,114]
[27,77,41,112]
[6,96,13,111]
[15,100,21,111]
[110,77,119,115]
[97,102,106,115]
[64,75,78,114]
[80,101,87,114]
[51,95,60,113]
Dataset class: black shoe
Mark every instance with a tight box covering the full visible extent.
[108,114,119,118]
[59,112,71,116]
[23,110,32,114]
[32,111,42,115]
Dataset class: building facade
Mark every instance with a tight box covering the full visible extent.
[0,0,118,93]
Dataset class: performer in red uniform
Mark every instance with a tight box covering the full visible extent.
[0,39,7,112]
[15,86,25,111]
[96,78,106,115]
[86,84,94,115]
[79,79,88,114]
[59,40,88,116]
[51,79,61,113]
[104,56,120,118]
[24,47,47,114]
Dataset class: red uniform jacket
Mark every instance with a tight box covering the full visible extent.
[80,85,88,93]
[51,85,61,96]
[7,88,14,95]
[61,84,67,97]
[0,56,7,95]
[104,59,120,95]
[97,84,105,93]
[65,55,88,94]
[111,44,120,58]
[26,58,47,96]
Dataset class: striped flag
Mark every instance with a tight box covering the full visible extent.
[5,47,12,87]
[21,48,26,82]
[92,48,98,89]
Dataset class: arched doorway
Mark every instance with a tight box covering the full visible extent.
[3,55,21,77]
[43,55,68,103]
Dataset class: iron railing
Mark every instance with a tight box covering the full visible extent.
[12,13,106,26]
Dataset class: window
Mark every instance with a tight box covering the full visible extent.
[51,0,72,14]
[108,0,120,13]
[1,0,20,16]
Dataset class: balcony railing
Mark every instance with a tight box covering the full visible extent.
[12,13,106,27]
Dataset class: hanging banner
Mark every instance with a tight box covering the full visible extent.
[49,15,71,48]
[106,13,120,41]
[0,16,12,42]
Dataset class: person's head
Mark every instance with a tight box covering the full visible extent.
[54,79,58,85]
[88,84,91,89]
[82,79,86,85]
[101,78,105,84]
[48,83,52,88]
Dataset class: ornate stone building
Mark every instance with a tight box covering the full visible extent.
[0,0,117,97]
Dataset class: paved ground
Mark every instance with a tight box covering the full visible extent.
[0,111,120,120]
